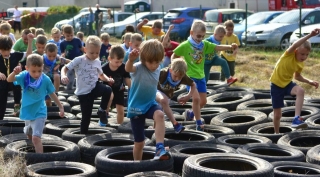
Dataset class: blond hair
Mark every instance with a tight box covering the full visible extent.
[26,54,43,67]
[0,22,11,33]
[170,58,187,75]
[51,27,60,35]
[36,35,47,45]
[85,35,101,47]
[131,33,142,42]
[62,25,74,34]
[123,33,132,42]
[224,20,234,28]
[76,31,84,39]
[140,39,164,64]
[299,40,311,51]
[152,21,162,29]
[100,33,110,41]
[45,43,58,53]
[109,45,125,59]
[191,20,206,32]
[214,25,226,35]
[35,28,45,36]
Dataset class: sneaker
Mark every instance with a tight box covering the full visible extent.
[183,109,194,121]
[97,110,109,125]
[291,116,308,129]
[227,77,238,86]
[153,146,170,160]
[173,123,185,134]
[196,124,204,131]
[14,105,20,117]
[98,120,106,127]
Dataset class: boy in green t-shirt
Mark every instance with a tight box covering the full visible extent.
[171,20,238,131]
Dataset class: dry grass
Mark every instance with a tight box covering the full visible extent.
[0,149,26,177]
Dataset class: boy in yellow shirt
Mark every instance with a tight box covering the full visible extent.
[137,19,164,41]
[270,28,320,133]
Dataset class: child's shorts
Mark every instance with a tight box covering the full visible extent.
[186,77,207,93]
[271,82,296,109]
[130,105,162,142]
[112,90,125,107]
[24,118,46,138]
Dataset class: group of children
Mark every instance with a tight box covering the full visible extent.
[0,17,319,162]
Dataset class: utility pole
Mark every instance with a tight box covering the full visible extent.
[35,0,39,7]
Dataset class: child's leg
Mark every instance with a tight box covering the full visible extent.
[112,91,124,124]
[93,82,113,125]
[116,104,124,124]
[13,84,21,116]
[153,110,165,144]
[204,64,213,83]
[0,86,9,119]
[29,118,46,153]
[78,93,94,134]
[228,61,236,77]
[290,85,305,117]
[130,116,146,161]
[212,55,231,79]
[133,141,145,161]
[273,108,282,134]
[53,73,60,93]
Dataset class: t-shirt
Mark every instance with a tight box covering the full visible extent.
[173,40,216,79]
[157,67,193,98]
[127,62,160,118]
[66,55,103,95]
[123,48,140,64]
[120,43,130,52]
[140,26,164,41]
[32,50,44,55]
[205,36,221,63]
[15,71,55,120]
[0,52,25,77]
[165,41,179,58]
[100,44,112,64]
[43,55,67,78]
[95,9,102,21]
[13,9,21,21]
[270,51,304,88]
[60,38,83,60]
[13,38,36,52]
[47,39,62,55]
[220,34,240,61]
[0,33,16,43]
[101,62,130,92]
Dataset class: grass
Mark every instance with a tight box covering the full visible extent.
[0,149,26,177]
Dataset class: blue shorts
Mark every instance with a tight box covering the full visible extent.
[130,104,162,142]
[186,77,207,93]
[270,82,296,109]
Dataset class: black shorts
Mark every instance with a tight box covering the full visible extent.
[112,90,125,106]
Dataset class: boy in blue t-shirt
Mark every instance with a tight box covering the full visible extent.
[100,33,112,65]
[123,33,143,64]
[48,27,62,55]
[7,54,64,153]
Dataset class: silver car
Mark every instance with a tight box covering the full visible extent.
[290,23,320,49]
[242,8,320,50]
[101,12,165,38]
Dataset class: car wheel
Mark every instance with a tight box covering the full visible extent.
[280,36,290,50]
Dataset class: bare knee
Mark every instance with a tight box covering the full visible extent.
[159,98,169,107]
[134,141,144,150]
[273,108,282,120]
[200,98,207,108]
[296,86,305,96]
[54,74,60,81]
[153,110,164,122]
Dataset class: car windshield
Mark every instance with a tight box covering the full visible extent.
[123,13,150,22]
[241,13,270,25]
[203,11,219,22]
[270,10,309,23]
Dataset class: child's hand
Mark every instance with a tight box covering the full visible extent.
[177,95,190,105]
[310,28,320,37]
[309,80,319,89]
[59,107,65,118]
[0,73,6,80]
[61,76,69,84]
[108,77,114,84]
[129,49,139,62]
[13,66,22,75]
[27,33,34,40]
[169,25,174,31]
[231,43,238,50]
[142,18,149,24]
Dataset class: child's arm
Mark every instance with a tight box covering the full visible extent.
[125,49,139,73]
[99,73,114,84]
[215,43,238,52]
[171,53,180,60]
[177,82,196,105]
[7,66,22,82]
[124,78,131,88]
[49,93,65,117]
[61,66,69,84]
[26,33,35,57]
[294,72,319,89]
[137,19,148,32]
[162,25,174,47]
[287,28,320,53]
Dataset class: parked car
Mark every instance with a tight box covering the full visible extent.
[79,7,108,13]
[242,8,320,50]
[162,7,215,40]
[101,12,165,38]
[204,9,253,36]
[54,12,106,30]
[234,11,284,44]
[290,23,320,48]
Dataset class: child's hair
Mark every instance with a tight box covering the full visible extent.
[62,25,74,34]
[100,33,110,41]
[152,21,162,29]
[85,35,101,47]
[170,58,187,75]
[224,20,234,28]
[125,24,135,33]
[26,54,43,67]
[131,33,142,42]
[22,29,32,35]
[51,27,60,35]
[299,40,312,51]
[123,33,132,42]
[214,25,226,35]
[0,35,13,50]
[109,45,125,59]
[0,22,11,33]
[36,35,47,45]
[29,27,36,35]
[140,39,164,64]
[191,20,206,32]
[45,43,58,53]
[35,28,45,36]
[76,31,84,39]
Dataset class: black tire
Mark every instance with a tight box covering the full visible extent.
[209,71,221,80]
[173,115,205,126]
[57,95,66,101]
[0,119,26,135]
[210,110,268,134]
[195,107,229,124]
[6,99,14,108]
[46,112,76,124]
[206,80,228,91]
[95,146,174,177]
[170,143,237,173]
[185,124,234,138]
[151,129,215,148]
[247,122,295,143]
[26,161,97,177]
[125,171,180,177]
[216,134,272,149]
[0,133,61,148]
[177,89,217,103]
[71,104,100,115]
[47,101,71,113]
[182,153,274,177]
[206,91,255,111]
[306,114,320,130]
[171,85,187,102]
[105,117,130,130]
[58,90,75,98]
[4,139,80,165]
[67,95,79,107]
[169,103,192,114]
[251,89,271,99]
[277,130,320,154]
[304,98,320,109]
[237,143,305,163]
[76,111,117,123]
[237,99,281,115]
[45,119,98,137]
[78,133,153,165]
[268,106,320,122]
[62,127,117,144]
[307,145,320,165]
[272,161,320,177]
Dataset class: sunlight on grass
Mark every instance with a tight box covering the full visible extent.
[0,149,26,177]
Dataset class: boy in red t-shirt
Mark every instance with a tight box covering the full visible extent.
[161,25,179,68]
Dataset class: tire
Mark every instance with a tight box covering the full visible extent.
[46,112,76,123]
[247,122,295,143]
[78,133,153,165]
[206,80,228,91]
[305,114,320,130]
[45,119,98,137]
[209,71,221,80]
[216,134,272,149]
[0,119,26,135]
[26,161,97,177]
[272,161,320,177]
[171,85,187,102]
[210,110,268,134]
[6,99,14,108]
[236,99,280,115]
[47,101,71,113]
[58,90,75,98]
[62,127,117,144]
[177,89,216,103]
[95,146,174,177]
[76,111,117,123]
[185,124,234,138]
[251,89,271,99]
[151,129,215,148]
[67,95,79,107]
[304,98,320,109]
[169,103,192,114]
[280,35,290,51]
[125,171,180,177]
[0,133,61,148]
[195,107,229,124]
[182,153,274,177]
[57,95,67,101]
[237,143,305,163]
[206,91,255,111]
[4,139,80,165]
[268,106,320,122]
[170,143,237,173]
[307,145,320,165]
[277,130,320,154]
[71,104,99,115]
[105,117,130,130]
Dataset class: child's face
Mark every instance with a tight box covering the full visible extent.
[225,27,234,36]
[295,47,310,62]
[190,29,205,43]
[36,43,45,54]
[124,39,130,47]
[46,51,58,60]
[25,65,43,79]
[145,61,160,72]
[169,69,184,82]
[85,44,100,60]
[130,40,142,50]
[1,30,9,35]
[214,32,225,42]
[109,57,124,68]
[64,33,74,41]
[152,27,161,36]
[0,49,10,58]
[102,40,109,46]
[52,33,61,42]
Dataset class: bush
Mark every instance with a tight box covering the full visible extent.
[47,5,81,15]
[21,12,46,29]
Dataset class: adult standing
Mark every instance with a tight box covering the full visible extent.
[94,4,102,36]
[87,7,94,35]
[13,5,22,34]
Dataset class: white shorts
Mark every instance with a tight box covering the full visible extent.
[24,118,46,138]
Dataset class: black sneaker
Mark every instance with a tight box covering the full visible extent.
[97,110,109,124]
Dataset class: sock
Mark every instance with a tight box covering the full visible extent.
[156,142,164,149]
[190,111,194,119]
[196,119,203,126]
[294,115,300,119]
[173,121,178,126]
